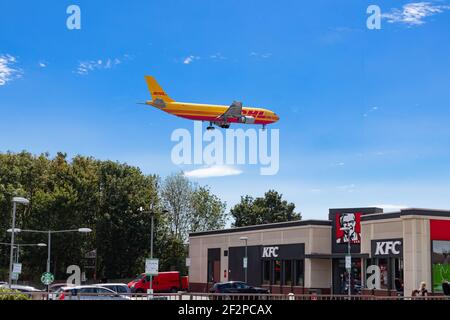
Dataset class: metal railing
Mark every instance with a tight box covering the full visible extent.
[1,291,450,301]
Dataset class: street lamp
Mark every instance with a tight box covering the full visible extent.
[1,241,46,285]
[8,197,29,288]
[239,236,248,284]
[7,228,92,275]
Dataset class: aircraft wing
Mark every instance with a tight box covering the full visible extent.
[217,101,243,120]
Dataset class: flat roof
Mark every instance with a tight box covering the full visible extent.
[189,208,450,238]
[189,219,332,237]
[362,208,450,221]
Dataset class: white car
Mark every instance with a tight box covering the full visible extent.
[93,283,131,295]
[56,285,131,300]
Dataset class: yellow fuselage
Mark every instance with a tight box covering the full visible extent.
[147,101,279,125]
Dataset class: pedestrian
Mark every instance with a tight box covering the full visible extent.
[416,282,428,297]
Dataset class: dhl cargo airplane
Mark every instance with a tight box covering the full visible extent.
[144,76,279,130]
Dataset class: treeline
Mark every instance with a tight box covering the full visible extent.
[0,151,299,283]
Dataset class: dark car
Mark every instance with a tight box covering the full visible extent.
[209,281,269,294]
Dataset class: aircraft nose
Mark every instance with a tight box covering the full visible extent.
[274,113,280,121]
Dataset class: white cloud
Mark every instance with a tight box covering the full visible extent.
[38,61,47,68]
[250,52,272,59]
[370,204,409,211]
[382,2,450,26]
[0,54,22,86]
[210,53,227,60]
[364,106,379,117]
[184,165,242,178]
[183,55,200,65]
[75,55,128,75]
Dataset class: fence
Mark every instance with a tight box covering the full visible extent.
[1,291,450,301]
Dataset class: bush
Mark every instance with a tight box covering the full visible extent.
[0,287,31,300]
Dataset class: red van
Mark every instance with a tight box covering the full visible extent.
[128,271,189,293]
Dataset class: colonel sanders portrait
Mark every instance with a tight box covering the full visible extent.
[336,213,361,244]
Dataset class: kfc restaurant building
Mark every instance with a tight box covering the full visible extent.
[188,207,450,297]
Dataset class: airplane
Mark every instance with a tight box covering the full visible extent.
[143,76,279,130]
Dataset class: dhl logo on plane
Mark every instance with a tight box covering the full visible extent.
[143,76,279,130]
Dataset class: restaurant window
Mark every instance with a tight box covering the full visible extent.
[378,258,389,289]
[294,260,304,287]
[394,258,404,293]
[274,260,281,285]
[432,240,450,293]
[284,260,292,286]
[262,260,271,285]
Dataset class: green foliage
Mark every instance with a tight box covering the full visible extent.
[0,288,31,300]
[190,186,227,233]
[0,151,227,281]
[161,173,227,241]
[231,190,301,227]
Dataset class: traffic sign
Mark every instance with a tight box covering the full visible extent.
[11,272,19,281]
[145,258,159,275]
[345,255,351,270]
[13,263,22,274]
[41,272,55,285]
[243,257,248,268]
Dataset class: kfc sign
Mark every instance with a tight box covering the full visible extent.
[262,246,279,258]
[371,239,403,257]
[336,212,361,244]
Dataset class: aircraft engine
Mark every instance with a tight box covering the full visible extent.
[239,116,255,124]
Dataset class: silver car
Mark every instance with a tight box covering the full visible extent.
[94,283,131,295]
[56,285,131,300]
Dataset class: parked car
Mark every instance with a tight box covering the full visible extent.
[0,284,43,293]
[48,283,75,300]
[128,272,189,293]
[56,285,131,300]
[94,283,130,295]
[209,281,270,294]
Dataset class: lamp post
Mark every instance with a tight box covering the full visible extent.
[139,206,168,294]
[1,242,46,284]
[7,228,92,274]
[240,236,248,283]
[8,197,29,288]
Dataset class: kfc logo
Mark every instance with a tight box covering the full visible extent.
[375,241,401,255]
[371,239,403,257]
[336,213,361,244]
[262,246,279,258]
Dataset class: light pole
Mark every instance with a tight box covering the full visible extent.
[7,228,92,275]
[8,197,29,288]
[240,236,248,284]
[1,242,46,284]
[139,206,168,294]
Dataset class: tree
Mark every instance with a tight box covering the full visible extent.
[0,151,228,281]
[190,186,227,233]
[231,190,300,227]
[160,173,193,241]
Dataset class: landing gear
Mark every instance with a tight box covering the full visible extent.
[262,124,266,131]
[207,122,215,131]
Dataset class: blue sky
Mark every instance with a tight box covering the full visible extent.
[1,0,450,221]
